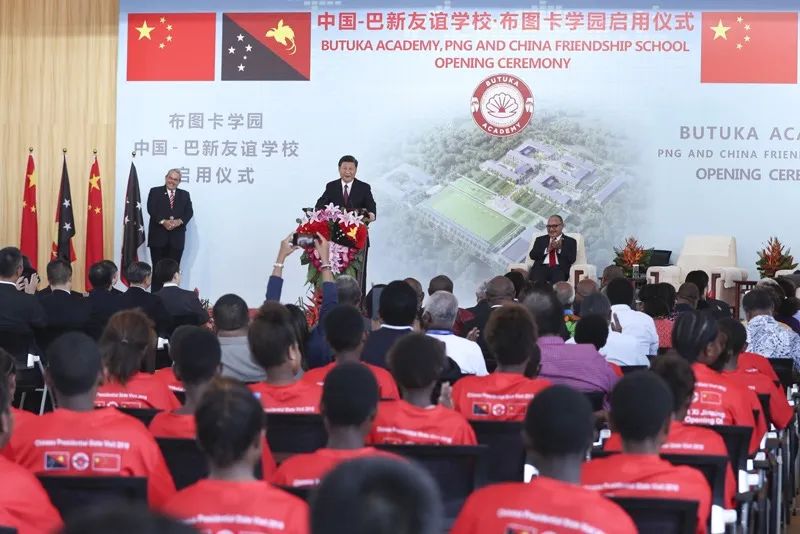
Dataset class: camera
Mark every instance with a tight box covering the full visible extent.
[292,233,317,247]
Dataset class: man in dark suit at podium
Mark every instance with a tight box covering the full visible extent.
[147,168,193,277]
[315,155,376,288]
[529,215,577,285]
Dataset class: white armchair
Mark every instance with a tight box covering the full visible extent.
[507,232,597,286]
[646,235,748,305]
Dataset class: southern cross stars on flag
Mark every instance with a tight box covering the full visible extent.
[52,154,76,262]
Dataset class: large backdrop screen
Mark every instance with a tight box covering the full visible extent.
[115,0,800,306]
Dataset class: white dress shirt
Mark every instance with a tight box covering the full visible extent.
[567,329,648,367]
[610,304,659,356]
[542,234,562,265]
[341,179,353,198]
[426,331,488,376]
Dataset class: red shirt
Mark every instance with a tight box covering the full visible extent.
[737,351,780,384]
[153,367,185,393]
[603,421,736,507]
[687,363,765,453]
[148,411,277,479]
[367,400,477,446]
[1,407,37,460]
[451,476,636,534]
[272,447,400,487]
[9,407,176,508]
[452,372,551,422]
[96,372,181,410]
[163,479,308,534]
[724,366,794,429]
[582,453,712,534]
[302,361,400,400]
[249,381,322,414]
[0,455,62,534]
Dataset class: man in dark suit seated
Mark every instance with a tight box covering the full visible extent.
[147,168,194,291]
[685,270,731,319]
[86,261,124,339]
[118,261,172,338]
[0,247,46,335]
[153,259,208,327]
[361,281,417,368]
[101,259,124,294]
[528,215,577,285]
[36,259,91,346]
[462,276,516,368]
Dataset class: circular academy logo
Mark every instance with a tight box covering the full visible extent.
[470,74,534,137]
[72,452,90,471]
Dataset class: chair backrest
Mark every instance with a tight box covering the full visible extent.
[375,444,488,520]
[115,407,161,427]
[769,358,795,390]
[276,484,313,502]
[37,475,147,522]
[609,496,697,534]
[620,365,649,375]
[661,454,728,507]
[583,390,605,411]
[0,526,16,534]
[698,424,752,472]
[0,330,33,366]
[756,393,771,428]
[469,421,525,483]
[265,414,327,454]
[156,438,209,490]
[677,235,738,271]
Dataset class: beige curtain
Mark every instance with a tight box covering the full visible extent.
[0,0,119,291]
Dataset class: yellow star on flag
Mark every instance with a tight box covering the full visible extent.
[744,35,751,42]
[736,43,743,50]
[744,24,751,31]
[30,206,36,213]
[27,171,37,188]
[136,20,155,40]
[160,17,166,23]
[94,207,101,215]
[22,200,27,208]
[710,19,730,40]
[89,174,101,190]
[736,16,743,23]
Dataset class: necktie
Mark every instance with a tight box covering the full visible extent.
[169,190,175,210]
[343,184,350,207]
[548,239,557,267]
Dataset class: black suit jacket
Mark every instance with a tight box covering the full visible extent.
[155,285,209,325]
[147,186,194,249]
[315,179,376,214]
[462,300,493,363]
[118,286,173,338]
[361,327,412,368]
[697,298,732,319]
[37,286,85,298]
[86,288,124,339]
[529,234,578,273]
[0,283,47,333]
[38,290,91,330]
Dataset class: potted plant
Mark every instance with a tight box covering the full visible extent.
[756,237,797,278]
[613,237,652,278]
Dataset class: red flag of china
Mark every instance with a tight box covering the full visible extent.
[20,154,38,269]
[84,156,104,290]
[127,13,216,81]
[701,12,798,84]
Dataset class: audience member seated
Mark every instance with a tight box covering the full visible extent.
[674,282,700,314]
[272,363,401,487]
[100,259,125,294]
[212,294,265,383]
[574,278,599,316]
[0,348,37,460]
[153,259,209,326]
[736,350,780,385]
[423,292,487,376]
[95,310,181,411]
[362,281,418,368]
[0,353,62,534]
[718,318,794,430]
[369,334,476,446]
[451,385,636,534]
[118,261,172,338]
[600,264,625,290]
[554,281,578,336]
[607,278,659,355]
[672,311,765,453]
[404,277,425,317]
[504,270,526,300]
[152,326,190,395]
[285,304,311,364]
[162,379,306,533]
[744,288,800,367]
[685,270,731,319]
[36,259,90,339]
[776,276,800,324]
[305,274,361,370]
[524,289,618,396]
[0,246,46,334]
[9,333,176,507]
[312,456,443,534]
[427,275,474,336]
[303,305,398,399]
[451,303,551,422]
[247,302,322,413]
[86,260,124,339]
[603,354,736,507]
[462,276,517,364]
[582,371,712,533]
[757,278,800,334]
[576,293,647,366]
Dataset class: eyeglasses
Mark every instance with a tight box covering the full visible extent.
[546,224,562,229]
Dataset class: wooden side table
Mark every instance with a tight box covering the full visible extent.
[733,280,758,319]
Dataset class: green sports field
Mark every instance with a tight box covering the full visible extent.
[424,185,521,245]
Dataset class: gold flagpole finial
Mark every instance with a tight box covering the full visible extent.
[62,147,67,154]
[28,147,33,153]
[93,148,97,155]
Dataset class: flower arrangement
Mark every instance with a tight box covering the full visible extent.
[613,237,652,277]
[756,237,797,278]
[295,203,368,286]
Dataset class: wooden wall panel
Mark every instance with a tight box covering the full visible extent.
[0,0,118,291]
